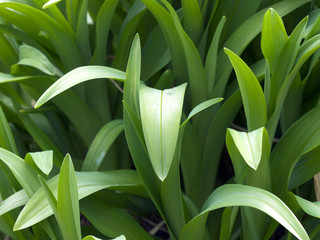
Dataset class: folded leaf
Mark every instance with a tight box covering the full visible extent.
[139,83,187,181]
[227,127,268,170]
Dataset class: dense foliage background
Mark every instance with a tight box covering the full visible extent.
[0,0,320,239]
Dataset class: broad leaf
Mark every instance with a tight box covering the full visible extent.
[139,83,187,181]
[227,127,267,170]
[25,151,53,175]
[261,8,288,72]
[180,184,309,240]
[14,170,144,230]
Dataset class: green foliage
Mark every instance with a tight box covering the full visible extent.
[0,0,319,239]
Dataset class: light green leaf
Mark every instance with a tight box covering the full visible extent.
[43,0,62,9]
[35,66,125,108]
[288,192,320,218]
[82,120,124,171]
[0,148,39,197]
[224,48,267,131]
[83,235,125,240]
[57,155,82,240]
[0,190,28,216]
[14,170,144,230]
[181,98,223,128]
[227,127,267,170]
[261,8,288,72]
[17,44,62,76]
[25,151,53,175]
[139,83,187,181]
[38,175,58,222]
[123,34,141,115]
[180,184,310,240]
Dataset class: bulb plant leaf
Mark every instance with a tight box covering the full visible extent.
[57,154,81,240]
[139,83,187,181]
[180,184,310,240]
[82,119,124,171]
[14,170,144,230]
[227,127,267,171]
[224,48,267,131]
[25,150,53,175]
[35,66,126,108]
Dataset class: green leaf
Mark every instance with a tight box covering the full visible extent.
[14,170,144,230]
[43,0,62,9]
[90,0,119,64]
[38,176,58,222]
[271,106,320,197]
[82,120,124,171]
[0,148,39,197]
[181,0,204,44]
[57,154,81,240]
[180,184,310,240]
[266,30,320,141]
[112,2,146,71]
[181,98,223,128]
[289,146,320,190]
[224,48,267,131]
[35,66,125,108]
[0,190,28,216]
[261,8,288,73]
[123,34,141,115]
[139,83,187,181]
[17,44,62,76]
[205,16,226,93]
[162,0,207,106]
[0,105,18,154]
[25,151,53,175]
[80,196,152,240]
[83,235,125,240]
[227,127,267,170]
[215,0,312,97]
[288,192,320,218]
[141,26,170,81]
[122,102,164,217]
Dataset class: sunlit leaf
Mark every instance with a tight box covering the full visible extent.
[180,184,310,240]
[139,83,187,181]
[227,127,267,170]
[25,151,53,175]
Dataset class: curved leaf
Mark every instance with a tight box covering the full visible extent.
[25,151,53,175]
[82,120,124,171]
[180,184,309,240]
[227,127,267,170]
[14,170,144,230]
[35,66,125,108]
[224,48,267,131]
[0,190,28,216]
